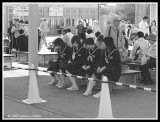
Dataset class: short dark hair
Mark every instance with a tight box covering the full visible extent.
[53,38,65,47]
[14,18,19,21]
[137,31,144,38]
[67,28,71,32]
[85,38,94,45]
[97,35,104,41]
[143,16,149,20]
[57,29,62,34]
[95,31,101,38]
[62,29,67,34]
[103,36,116,50]
[151,20,156,26]
[19,29,24,34]
[127,25,131,28]
[71,35,82,47]
[86,28,93,34]
[19,20,23,23]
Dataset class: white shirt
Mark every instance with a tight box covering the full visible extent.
[40,21,49,33]
[67,32,74,42]
[130,38,150,60]
[147,42,157,58]
[139,20,149,35]
[86,33,95,39]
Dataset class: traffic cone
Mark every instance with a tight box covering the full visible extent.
[97,76,114,118]
[22,64,47,104]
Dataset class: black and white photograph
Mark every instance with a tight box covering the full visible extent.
[2,2,157,120]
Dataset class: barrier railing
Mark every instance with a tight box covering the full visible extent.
[4,65,156,93]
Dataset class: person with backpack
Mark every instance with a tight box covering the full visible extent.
[104,16,125,50]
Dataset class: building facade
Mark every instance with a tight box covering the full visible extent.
[3,3,98,35]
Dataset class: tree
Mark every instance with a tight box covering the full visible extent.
[115,5,135,24]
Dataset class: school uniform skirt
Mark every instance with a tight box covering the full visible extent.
[67,67,85,76]
[47,60,67,76]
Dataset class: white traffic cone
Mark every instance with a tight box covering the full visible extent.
[22,64,47,104]
[97,76,114,118]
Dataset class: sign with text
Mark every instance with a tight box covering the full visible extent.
[49,5,63,16]
[49,6,63,16]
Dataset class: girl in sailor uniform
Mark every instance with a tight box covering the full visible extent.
[84,36,122,97]
[65,35,87,90]
[82,38,102,96]
[47,38,72,88]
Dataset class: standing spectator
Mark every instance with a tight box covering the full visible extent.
[104,16,125,50]
[38,28,41,51]
[126,25,132,38]
[139,16,149,37]
[23,21,29,36]
[67,28,74,43]
[149,20,157,35]
[130,31,150,63]
[40,18,49,47]
[11,18,19,51]
[18,20,24,30]
[140,33,156,85]
[7,20,13,40]
[17,29,28,52]
[76,20,83,36]
[92,20,101,35]
[62,29,71,47]
[79,32,86,46]
[65,36,86,90]
[82,38,101,96]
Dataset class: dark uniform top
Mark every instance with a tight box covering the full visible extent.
[84,46,101,77]
[66,46,86,75]
[97,48,122,82]
[47,45,72,75]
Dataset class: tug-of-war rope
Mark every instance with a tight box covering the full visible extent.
[4,65,156,93]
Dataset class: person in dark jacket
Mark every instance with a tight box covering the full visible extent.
[17,29,28,52]
[83,36,122,97]
[82,38,102,96]
[65,35,86,90]
[47,38,72,88]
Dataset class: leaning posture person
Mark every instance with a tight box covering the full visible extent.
[65,36,87,90]
[47,38,72,88]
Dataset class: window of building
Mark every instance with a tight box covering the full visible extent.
[66,18,71,26]
[72,19,74,26]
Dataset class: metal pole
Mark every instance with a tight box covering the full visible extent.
[29,3,38,75]
[98,3,99,22]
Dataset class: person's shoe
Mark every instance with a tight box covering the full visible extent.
[58,83,66,88]
[93,92,101,99]
[67,86,79,91]
[83,90,92,96]
[48,80,57,86]
[56,82,61,87]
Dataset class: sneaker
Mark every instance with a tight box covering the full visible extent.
[67,86,79,91]
[93,92,101,99]
[58,83,66,88]
[83,90,92,96]
[48,81,57,86]
[56,82,62,87]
